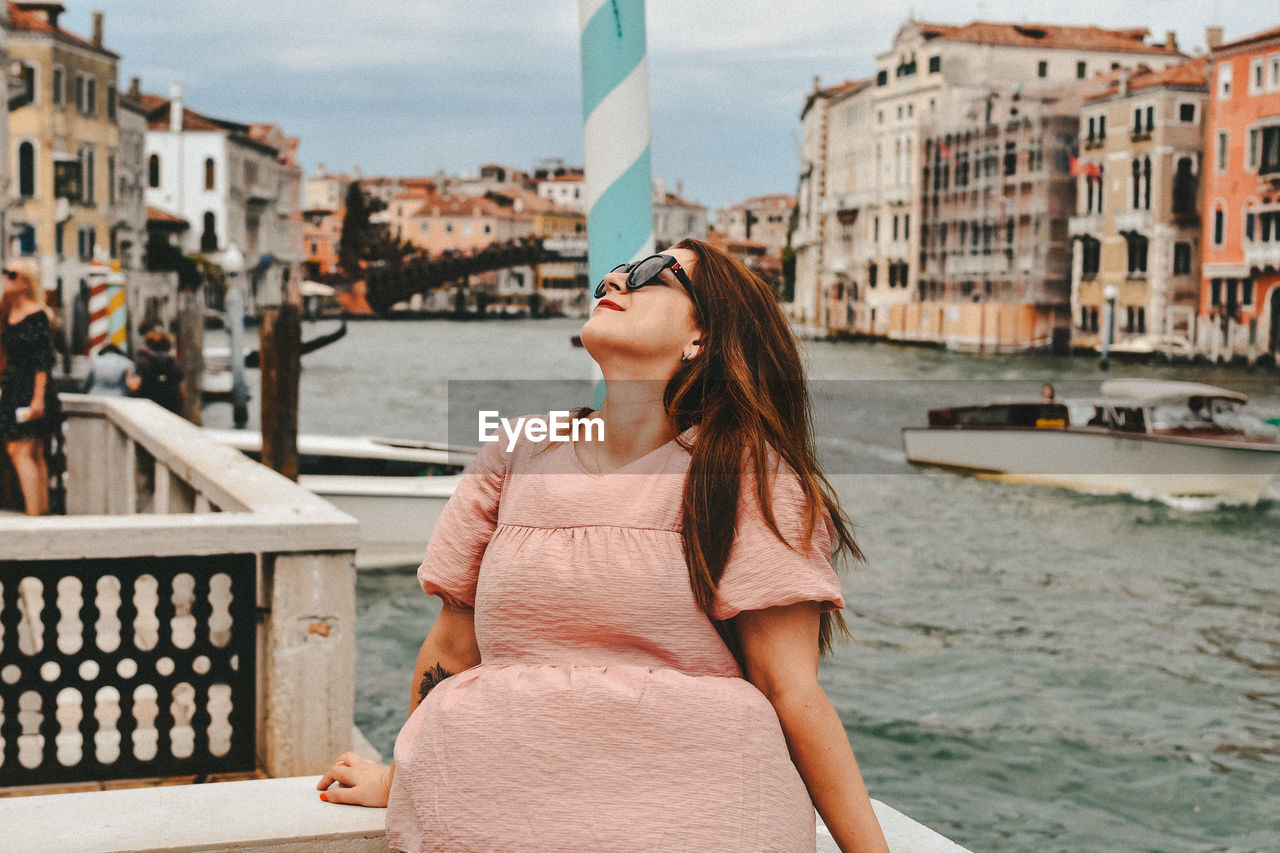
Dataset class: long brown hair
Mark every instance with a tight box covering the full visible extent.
[666,238,861,657]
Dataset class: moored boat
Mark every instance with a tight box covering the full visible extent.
[204,429,476,566]
[902,380,1280,504]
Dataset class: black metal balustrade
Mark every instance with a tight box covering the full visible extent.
[0,554,256,787]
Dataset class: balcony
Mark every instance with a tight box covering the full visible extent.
[1244,241,1280,272]
[1068,215,1102,236]
[1112,210,1151,234]
[944,253,1010,276]
[1,396,359,792]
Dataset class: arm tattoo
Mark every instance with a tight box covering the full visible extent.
[418,663,454,703]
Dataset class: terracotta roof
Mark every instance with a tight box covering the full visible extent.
[802,78,873,119]
[1086,56,1209,100]
[913,20,1181,56]
[7,2,120,58]
[146,206,188,227]
[138,93,247,133]
[549,173,584,182]
[1215,25,1280,54]
[410,193,506,218]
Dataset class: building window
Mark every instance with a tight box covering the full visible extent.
[1172,241,1191,275]
[18,141,35,198]
[205,158,216,191]
[1125,234,1148,274]
[1251,58,1265,95]
[107,85,116,122]
[1004,142,1017,176]
[1213,208,1225,245]
[74,74,84,113]
[1260,126,1280,175]
[1179,103,1196,123]
[86,77,96,116]
[1098,115,1106,140]
[148,154,161,188]
[1037,60,1048,78]
[929,56,941,74]
[1210,278,1221,306]
[1245,209,1255,242]
[1248,128,1259,171]
[52,66,64,107]
[1081,236,1101,279]
[1077,61,1087,79]
[82,148,95,204]
[1218,62,1232,100]
[868,263,877,288]
[201,212,217,252]
[108,154,116,205]
[1131,159,1141,209]
[1172,157,1195,216]
[1217,131,1228,172]
[876,70,888,86]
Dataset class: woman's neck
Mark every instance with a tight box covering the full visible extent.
[585,381,673,473]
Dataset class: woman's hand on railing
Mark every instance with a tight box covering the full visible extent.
[317,752,393,808]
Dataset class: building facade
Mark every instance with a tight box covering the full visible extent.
[714,194,794,255]
[1201,26,1280,363]
[1069,59,1209,353]
[652,179,707,251]
[798,18,1185,339]
[915,90,1079,351]
[7,3,121,315]
[140,84,303,309]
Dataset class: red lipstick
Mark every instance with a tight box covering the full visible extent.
[596,299,622,311]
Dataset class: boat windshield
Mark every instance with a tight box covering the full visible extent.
[1150,397,1280,439]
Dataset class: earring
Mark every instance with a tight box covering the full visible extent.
[681,351,692,362]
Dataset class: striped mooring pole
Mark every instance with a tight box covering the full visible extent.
[86,262,127,354]
[578,0,654,290]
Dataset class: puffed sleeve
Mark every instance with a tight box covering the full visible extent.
[416,438,509,609]
[710,453,845,620]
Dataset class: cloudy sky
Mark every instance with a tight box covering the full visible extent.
[62,1,1275,210]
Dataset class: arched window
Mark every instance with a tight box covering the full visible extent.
[204,157,215,191]
[201,211,217,252]
[148,153,161,188]
[1143,157,1152,210]
[18,141,35,197]
[1172,157,1196,216]
[1131,159,1141,209]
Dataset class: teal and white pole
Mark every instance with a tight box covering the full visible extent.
[579,0,654,290]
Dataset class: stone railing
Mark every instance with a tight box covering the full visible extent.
[0,779,971,852]
[0,395,360,789]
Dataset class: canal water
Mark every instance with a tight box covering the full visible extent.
[206,317,1279,853]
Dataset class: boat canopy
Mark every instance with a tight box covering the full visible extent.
[1098,380,1248,405]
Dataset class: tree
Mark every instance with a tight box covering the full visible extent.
[338,180,370,275]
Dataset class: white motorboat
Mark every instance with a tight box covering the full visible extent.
[901,380,1280,505]
[204,429,476,566]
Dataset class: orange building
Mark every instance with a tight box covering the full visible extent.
[302,208,341,276]
[1201,26,1280,363]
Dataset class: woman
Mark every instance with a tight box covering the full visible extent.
[320,240,889,852]
[126,328,184,414]
[85,342,136,397]
[1,258,61,516]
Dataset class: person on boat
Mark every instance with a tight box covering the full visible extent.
[1,258,62,516]
[318,239,890,853]
[1041,383,1056,402]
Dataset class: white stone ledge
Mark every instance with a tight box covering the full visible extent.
[0,777,969,853]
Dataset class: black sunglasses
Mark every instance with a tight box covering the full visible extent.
[2,270,18,280]
[594,254,700,312]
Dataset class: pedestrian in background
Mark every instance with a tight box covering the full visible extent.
[128,328,185,414]
[1,258,61,515]
[84,343,135,397]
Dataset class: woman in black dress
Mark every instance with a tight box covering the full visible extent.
[1,258,60,515]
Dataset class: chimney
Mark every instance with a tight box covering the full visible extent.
[676,179,684,198]
[1165,31,1177,52]
[813,74,821,91]
[1206,27,1223,50]
[169,82,184,132]
[654,177,666,199]
[128,76,141,99]
[92,11,104,47]
[1119,70,1131,96]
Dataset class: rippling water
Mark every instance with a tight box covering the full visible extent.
[206,318,1279,852]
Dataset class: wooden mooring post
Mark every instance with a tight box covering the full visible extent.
[259,301,301,481]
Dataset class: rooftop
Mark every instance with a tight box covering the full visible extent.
[912,19,1182,56]
[7,2,120,58]
[1086,56,1209,100]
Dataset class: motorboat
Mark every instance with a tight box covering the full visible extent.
[901,380,1280,504]
[204,429,476,566]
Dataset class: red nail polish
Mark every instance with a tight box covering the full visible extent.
[320,792,329,802]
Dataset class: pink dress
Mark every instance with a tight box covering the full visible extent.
[387,418,845,852]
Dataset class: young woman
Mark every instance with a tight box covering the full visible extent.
[1,258,60,516]
[320,239,889,852]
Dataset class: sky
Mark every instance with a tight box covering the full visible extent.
[57,1,1277,211]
